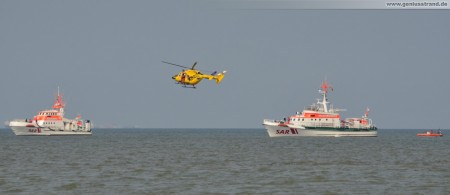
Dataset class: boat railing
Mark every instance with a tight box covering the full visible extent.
[263,119,283,124]
[10,119,33,122]
[307,122,341,128]
[263,119,273,123]
[10,119,23,121]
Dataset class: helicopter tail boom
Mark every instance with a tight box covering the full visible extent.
[199,71,226,84]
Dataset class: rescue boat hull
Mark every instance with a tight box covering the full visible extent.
[10,125,92,136]
[264,123,377,137]
[416,134,443,137]
[9,120,92,136]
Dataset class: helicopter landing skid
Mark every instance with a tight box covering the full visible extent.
[182,85,196,89]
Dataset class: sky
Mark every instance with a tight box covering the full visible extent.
[1,0,449,129]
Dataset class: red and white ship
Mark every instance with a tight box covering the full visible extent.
[263,80,377,137]
[8,89,92,136]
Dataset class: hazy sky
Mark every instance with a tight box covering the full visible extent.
[1,0,449,129]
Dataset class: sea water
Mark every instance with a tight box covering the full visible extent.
[1,129,449,194]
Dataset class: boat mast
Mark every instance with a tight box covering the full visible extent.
[364,107,370,118]
[319,80,332,113]
[52,87,65,117]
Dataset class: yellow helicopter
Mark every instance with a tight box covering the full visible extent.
[163,61,226,88]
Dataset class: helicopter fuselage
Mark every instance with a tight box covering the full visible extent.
[172,69,203,86]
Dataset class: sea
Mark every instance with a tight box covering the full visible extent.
[1,128,449,194]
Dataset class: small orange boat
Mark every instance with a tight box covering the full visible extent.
[417,130,443,137]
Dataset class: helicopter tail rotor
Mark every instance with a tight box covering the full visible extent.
[215,71,226,84]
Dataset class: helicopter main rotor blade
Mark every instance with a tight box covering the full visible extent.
[191,62,197,70]
[163,60,218,74]
[162,61,190,69]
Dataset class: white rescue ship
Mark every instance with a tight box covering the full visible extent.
[8,89,92,136]
[263,81,377,137]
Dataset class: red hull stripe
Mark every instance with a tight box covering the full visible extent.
[290,129,296,134]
